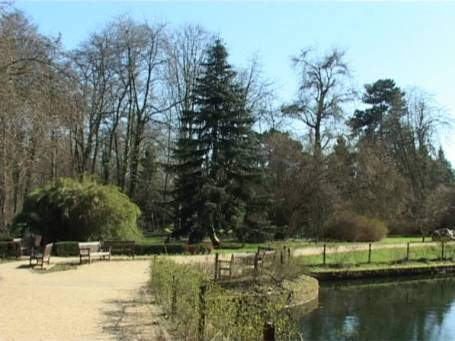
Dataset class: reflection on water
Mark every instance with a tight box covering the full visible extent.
[300,277,455,341]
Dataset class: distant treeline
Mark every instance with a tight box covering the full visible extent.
[0,5,453,242]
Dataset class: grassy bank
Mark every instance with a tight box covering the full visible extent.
[139,236,424,254]
[297,242,454,267]
[308,261,455,281]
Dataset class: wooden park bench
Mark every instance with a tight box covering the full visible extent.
[104,240,135,258]
[79,241,111,264]
[29,243,53,269]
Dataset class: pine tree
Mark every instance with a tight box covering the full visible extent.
[173,39,267,244]
[349,79,406,143]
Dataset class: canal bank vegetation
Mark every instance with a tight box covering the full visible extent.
[296,240,455,280]
[149,255,312,340]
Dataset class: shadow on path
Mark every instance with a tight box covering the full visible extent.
[102,285,167,341]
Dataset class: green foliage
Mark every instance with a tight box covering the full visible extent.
[0,229,11,241]
[150,258,298,340]
[214,242,245,250]
[185,243,212,254]
[349,79,406,141]
[0,241,18,258]
[13,178,141,242]
[53,241,80,256]
[135,243,185,255]
[53,241,187,256]
[326,211,388,242]
[173,40,267,243]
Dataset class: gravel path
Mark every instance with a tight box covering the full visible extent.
[0,258,167,341]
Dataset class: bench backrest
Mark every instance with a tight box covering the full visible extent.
[79,242,101,253]
[43,243,53,258]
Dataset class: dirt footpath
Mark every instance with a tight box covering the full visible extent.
[0,259,166,341]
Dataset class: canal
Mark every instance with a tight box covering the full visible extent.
[300,277,455,340]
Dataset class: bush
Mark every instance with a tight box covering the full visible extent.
[214,242,244,250]
[12,178,141,242]
[185,243,212,254]
[325,212,388,242]
[0,241,19,258]
[54,241,80,256]
[135,243,185,255]
[150,258,297,340]
[0,229,11,241]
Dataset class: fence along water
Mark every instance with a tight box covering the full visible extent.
[313,241,455,266]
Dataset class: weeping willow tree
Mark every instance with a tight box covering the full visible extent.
[12,178,142,241]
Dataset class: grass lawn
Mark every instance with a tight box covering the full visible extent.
[296,241,455,268]
[137,235,429,254]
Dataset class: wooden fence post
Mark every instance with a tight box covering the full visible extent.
[323,244,326,265]
[441,242,445,260]
[171,275,177,320]
[263,321,275,341]
[214,253,219,281]
[198,284,207,341]
[406,242,410,261]
[368,243,372,264]
[151,255,157,279]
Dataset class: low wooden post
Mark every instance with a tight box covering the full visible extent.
[263,321,275,341]
[441,242,445,260]
[171,275,177,320]
[287,247,291,260]
[406,242,410,261]
[323,244,326,265]
[214,253,219,281]
[151,255,157,279]
[198,284,207,341]
[230,254,234,279]
[368,243,372,264]
[280,249,284,264]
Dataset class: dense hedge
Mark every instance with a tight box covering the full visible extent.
[150,258,297,340]
[0,230,11,241]
[325,211,388,242]
[135,243,186,255]
[53,241,80,257]
[51,242,212,257]
[214,242,244,250]
[0,241,19,258]
[13,178,141,242]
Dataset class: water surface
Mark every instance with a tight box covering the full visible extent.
[300,277,455,340]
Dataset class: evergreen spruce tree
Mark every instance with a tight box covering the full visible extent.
[173,39,267,244]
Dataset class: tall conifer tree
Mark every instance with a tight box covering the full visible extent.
[173,39,266,244]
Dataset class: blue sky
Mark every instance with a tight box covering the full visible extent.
[16,1,455,164]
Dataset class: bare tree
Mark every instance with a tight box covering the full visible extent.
[283,48,354,155]
[237,57,282,132]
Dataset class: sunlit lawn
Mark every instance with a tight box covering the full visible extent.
[298,241,455,268]
[138,235,428,254]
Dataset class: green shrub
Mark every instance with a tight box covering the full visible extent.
[135,243,185,255]
[12,178,141,242]
[0,229,11,241]
[214,242,244,250]
[186,243,212,254]
[54,241,79,256]
[0,241,18,258]
[325,211,388,242]
[150,258,297,340]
